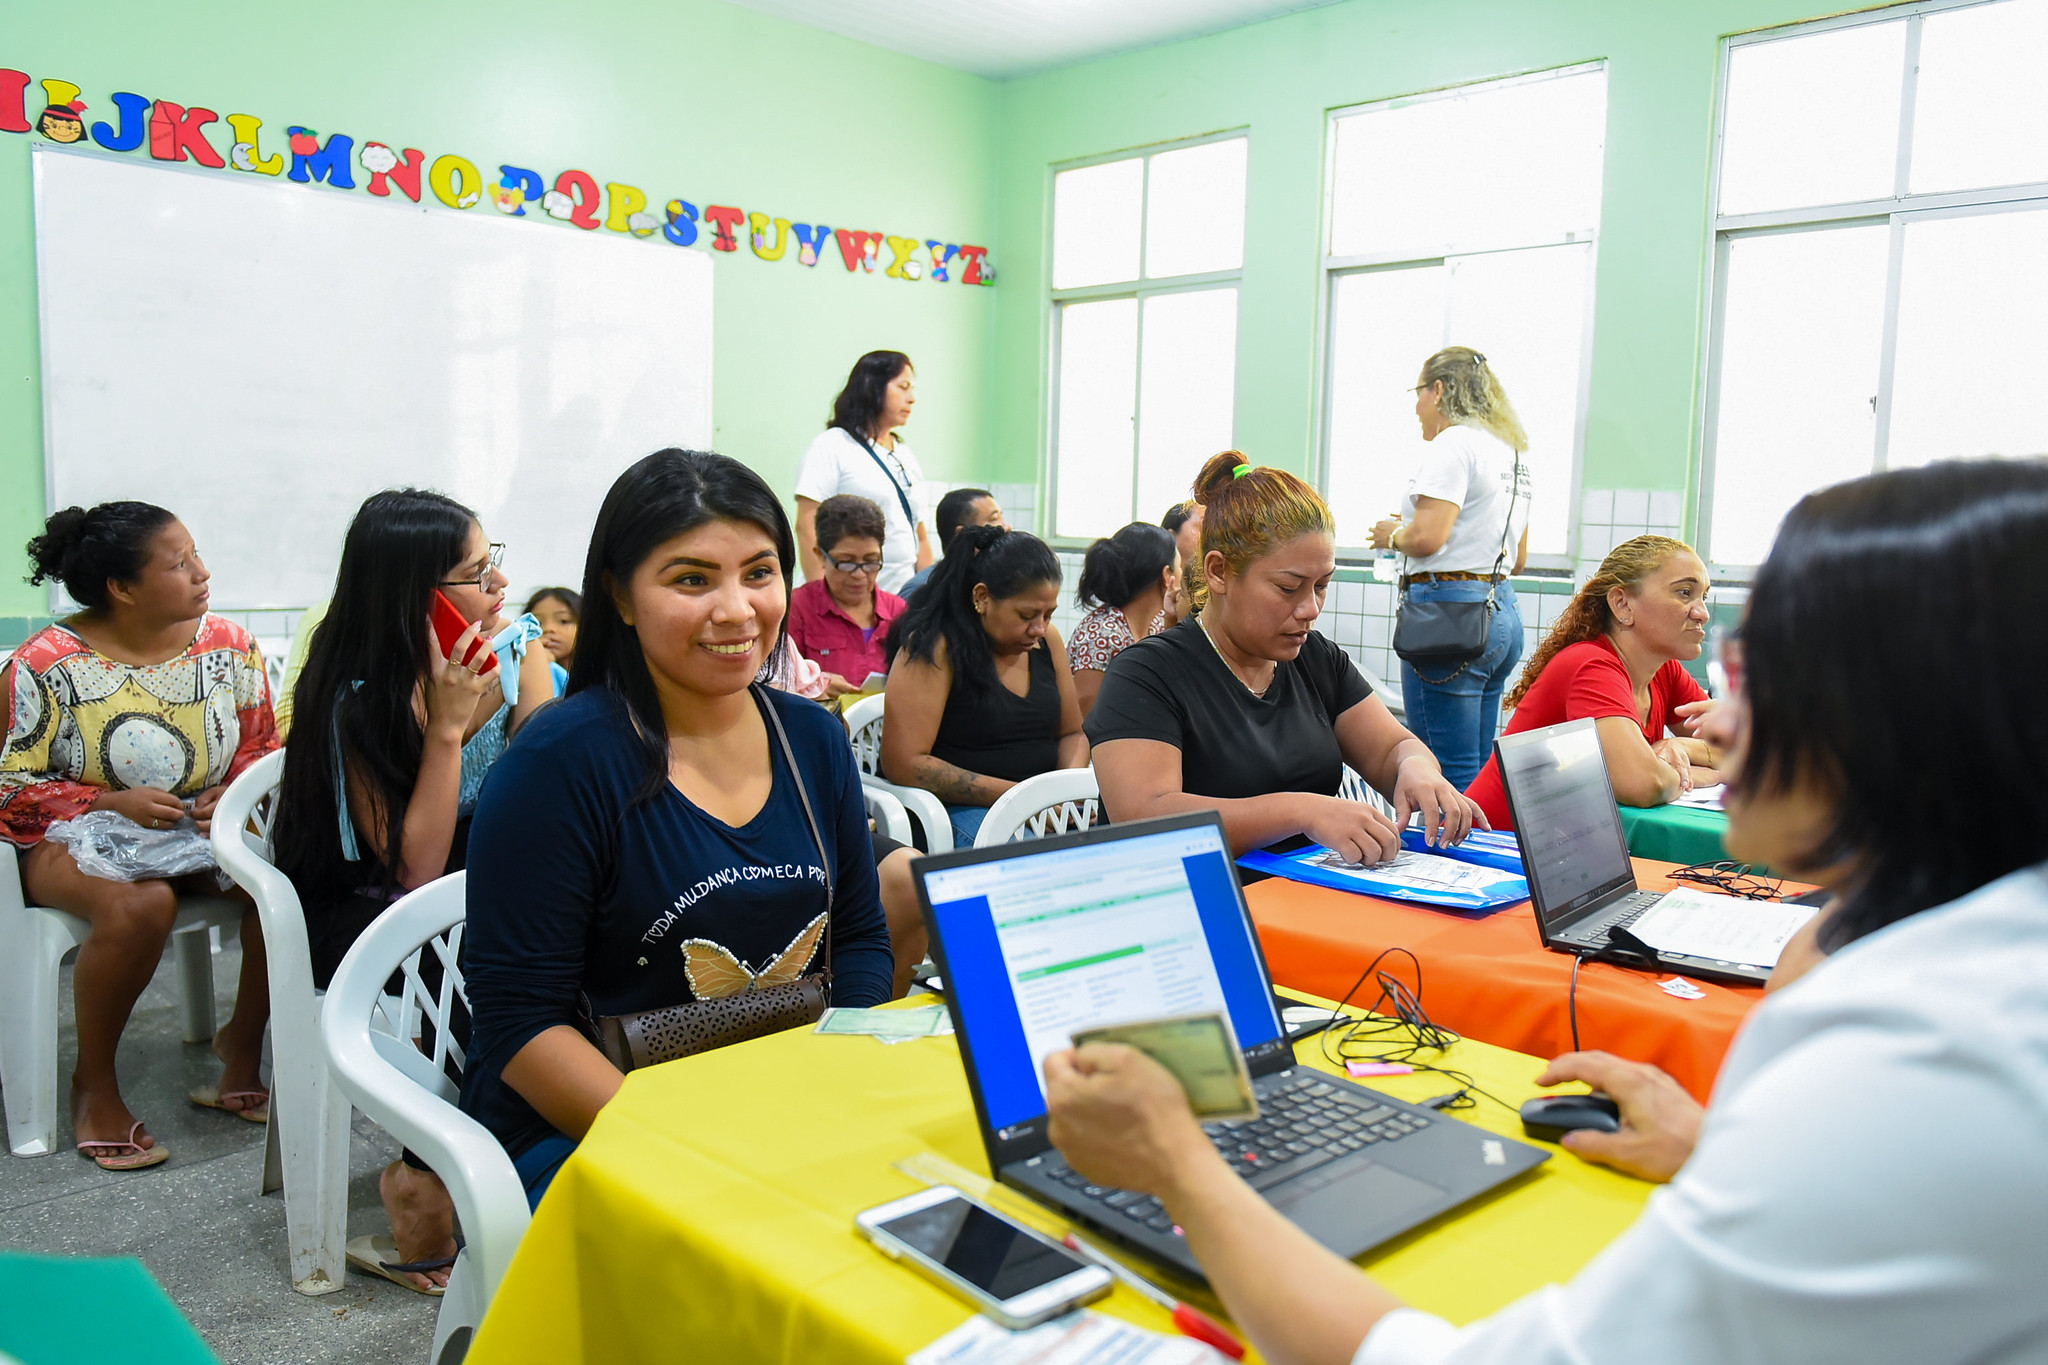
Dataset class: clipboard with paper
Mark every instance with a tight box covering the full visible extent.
[1237,826,1529,912]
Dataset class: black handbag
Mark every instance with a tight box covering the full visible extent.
[589,686,835,1073]
[1391,456,1524,675]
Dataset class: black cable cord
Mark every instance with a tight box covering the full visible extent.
[1308,947,1520,1115]
[1568,952,1585,1053]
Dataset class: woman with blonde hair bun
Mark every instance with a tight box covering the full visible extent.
[1088,451,1481,861]
[1463,534,1721,830]
[1369,346,1533,788]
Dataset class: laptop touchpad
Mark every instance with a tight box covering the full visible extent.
[1268,1162,1446,1245]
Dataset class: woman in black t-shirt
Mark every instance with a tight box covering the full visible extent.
[1087,451,1482,860]
[881,526,1088,847]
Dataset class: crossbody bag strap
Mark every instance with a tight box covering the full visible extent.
[753,684,834,973]
[1482,453,1524,608]
[851,431,918,531]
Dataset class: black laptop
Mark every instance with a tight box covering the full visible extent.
[913,811,1548,1282]
[1495,718,1816,985]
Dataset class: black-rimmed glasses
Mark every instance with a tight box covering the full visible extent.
[440,542,506,591]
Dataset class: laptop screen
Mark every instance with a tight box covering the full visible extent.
[920,821,1285,1136]
[1495,719,1636,924]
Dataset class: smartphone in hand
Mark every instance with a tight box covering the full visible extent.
[431,590,498,674]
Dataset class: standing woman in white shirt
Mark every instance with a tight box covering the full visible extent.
[793,351,934,596]
[1368,347,1532,789]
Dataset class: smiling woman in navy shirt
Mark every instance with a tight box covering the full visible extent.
[459,448,893,1205]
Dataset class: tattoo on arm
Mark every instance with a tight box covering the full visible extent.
[910,756,995,803]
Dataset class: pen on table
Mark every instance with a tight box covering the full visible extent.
[1060,1232,1246,1360]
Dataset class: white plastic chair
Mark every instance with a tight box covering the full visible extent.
[974,769,1103,847]
[860,784,913,847]
[210,749,351,1295]
[841,694,953,853]
[1339,764,1400,821]
[322,872,529,1365]
[2,841,242,1158]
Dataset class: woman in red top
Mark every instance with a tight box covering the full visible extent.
[787,494,907,699]
[1465,535,1721,829]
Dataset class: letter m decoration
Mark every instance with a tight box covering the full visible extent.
[288,128,356,188]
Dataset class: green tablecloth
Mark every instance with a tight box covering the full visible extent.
[0,1254,217,1365]
[1617,802,1730,867]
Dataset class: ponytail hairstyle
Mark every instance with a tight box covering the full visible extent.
[1077,523,1175,611]
[1504,535,1693,711]
[887,525,1060,699]
[273,489,478,900]
[1418,346,1528,452]
[828,350,913,442]
[575,449,796,803]
[1188,451,1335,610]
[26,501,178,611]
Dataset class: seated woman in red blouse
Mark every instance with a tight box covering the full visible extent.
[786,494,907,700]
[1465,535,1720,829]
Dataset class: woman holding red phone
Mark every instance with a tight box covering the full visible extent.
[274,487,552,1293]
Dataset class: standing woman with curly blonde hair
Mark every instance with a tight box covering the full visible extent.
[1463,535,1722,830]
[1369,347,1533,788]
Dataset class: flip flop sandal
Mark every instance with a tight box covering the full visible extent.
[77,1121,171,1171]
[346,1233,462,1296]
[188,1085,270,1123]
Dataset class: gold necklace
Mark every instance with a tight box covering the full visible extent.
[1198,612,1272,699]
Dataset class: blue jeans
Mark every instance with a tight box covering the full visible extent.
[1398,580,1524,792]
[512,1132,578,1212]
[946,803,990,848]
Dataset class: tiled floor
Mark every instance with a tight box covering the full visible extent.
[0,939,438,1363]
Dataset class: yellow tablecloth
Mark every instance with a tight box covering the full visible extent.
[466,998,1654,1363]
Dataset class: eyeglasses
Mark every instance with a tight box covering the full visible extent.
[826,556,884,575]
[440,543,506,592]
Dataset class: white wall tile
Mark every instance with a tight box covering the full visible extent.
[1333,580,1361,614]
[1362,582,1396,616]
[1613,489,1650,525]
[1582,489,1614,523]
[1364,615,1390,649]
[1649,491,1683,527]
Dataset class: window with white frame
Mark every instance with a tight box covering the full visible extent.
[1702,0,2048,570]
[1050,135,1248,538]
[1321,64,1607,566]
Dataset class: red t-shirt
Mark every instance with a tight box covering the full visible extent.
[785,577,906,687]
[1465,636,1709,830]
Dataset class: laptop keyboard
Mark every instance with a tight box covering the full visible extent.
[1589,889,1665,945]
[1033,1073,1429,1232]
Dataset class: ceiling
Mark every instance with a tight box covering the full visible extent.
[719,0,1351,80]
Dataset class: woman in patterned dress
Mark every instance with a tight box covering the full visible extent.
[3,503,280,1170]
[1068,522,1177,720]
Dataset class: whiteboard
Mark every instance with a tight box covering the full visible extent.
[33,145,713,610]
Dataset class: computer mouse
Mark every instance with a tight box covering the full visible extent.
[1519,1092,1621,1142]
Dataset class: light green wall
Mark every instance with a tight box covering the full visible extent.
[0,0,999,618]
[987,0,1851,526]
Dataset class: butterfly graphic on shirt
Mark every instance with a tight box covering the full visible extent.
[680,911,828,999]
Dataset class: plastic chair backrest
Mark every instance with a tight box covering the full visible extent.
[842,693,886,776]
[974,769,1103,847]
[1339,764,1399,819]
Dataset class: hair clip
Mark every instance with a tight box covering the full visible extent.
[1471,352,1487,366]
[1232,464,1252,479]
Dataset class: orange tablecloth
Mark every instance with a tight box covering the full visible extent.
[1246,859,1766,1101]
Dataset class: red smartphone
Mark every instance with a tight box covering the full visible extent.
[430,590,498,674]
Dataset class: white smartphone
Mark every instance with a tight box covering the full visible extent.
[855,1185,1112,1329]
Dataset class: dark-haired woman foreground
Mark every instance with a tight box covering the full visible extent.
[3,503,279,1168]
[460,449,892,1208]
[881,526,1088,847]
[1046,459,2048,1365]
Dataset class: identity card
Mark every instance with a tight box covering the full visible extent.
[1071,1011,1259,1120]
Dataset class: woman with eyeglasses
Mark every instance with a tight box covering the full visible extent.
[1462,535,1720,831]
[1045,459,2048,1365]
[786,494,907,701]
[272,488,553,1293]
